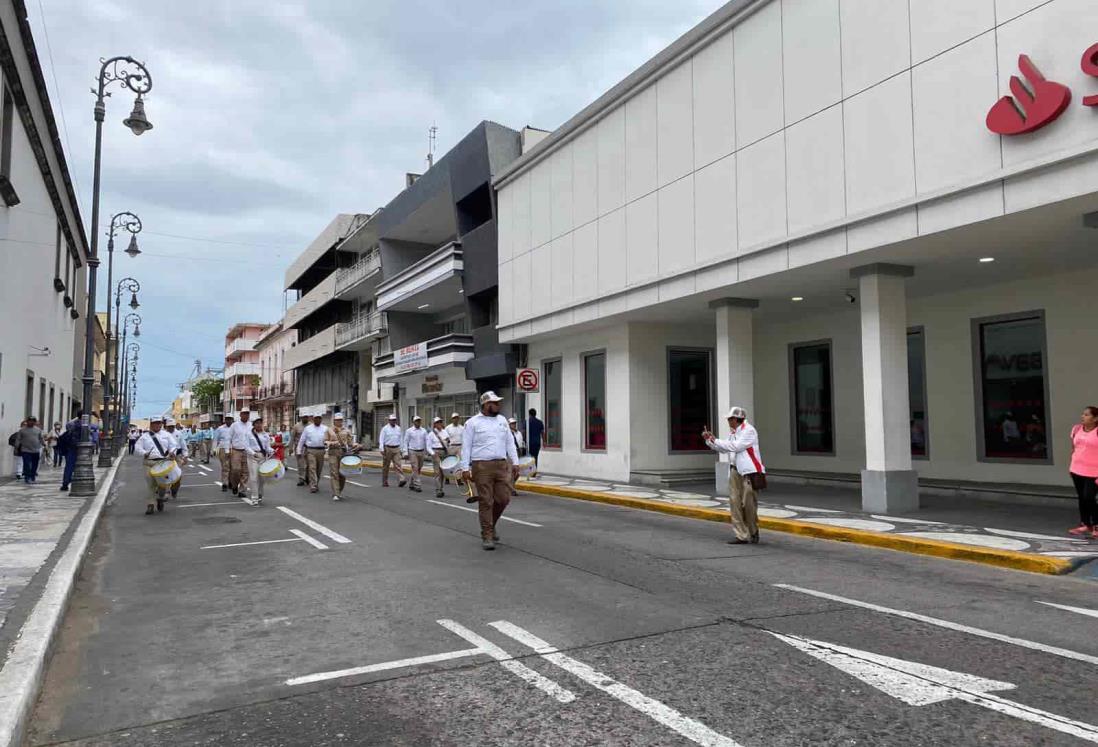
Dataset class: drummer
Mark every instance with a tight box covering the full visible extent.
[163,418,187,500]
[134,416,171,515]
[427,416,449,498]
[444,413,465,485]
[243,416,272,506]
[325,412,358,502]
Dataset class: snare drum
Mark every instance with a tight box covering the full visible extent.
[149,459,181,488]
[339,455,364,476]
[516,456,537,477]
[258,458,285,481]
[439,455,462,476]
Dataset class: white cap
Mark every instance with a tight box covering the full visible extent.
[480,390,504,405]
[164,418,176,426]
[433,416,443,424]
[388,414,397,420]
[413,414,422,421]
[508,417,517,424]
[333,413,344,420]
[727,406,748,419]
[150,416,164,424]
[240,407,250,413]
[451,412,461,418]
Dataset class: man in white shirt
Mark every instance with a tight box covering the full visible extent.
[378,414,406,488]
[460,391,520,550]
[402,415,429,493]
[291,415,310,487]
[228,409,255,496]
[243,416,272,505]
[444,413,465,485]
[215,415,233,492]
[163,419,187,499]
[427,416,449,498]
[703,406,765,545]
[134,416,172,515]
[296,414,330,493]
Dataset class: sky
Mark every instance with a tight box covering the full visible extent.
[25,0,725,415]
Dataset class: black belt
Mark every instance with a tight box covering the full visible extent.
[306,446,324,450]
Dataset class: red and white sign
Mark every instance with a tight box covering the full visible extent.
[986,44,1098,135]
[516,368,539,393]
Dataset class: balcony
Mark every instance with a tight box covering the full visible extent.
[335,311,388,351]
[284,324,337,371]
[284,270,338,330]
[376,241,463,313]
[373,333,475,380]
[334,250,382,302]
[225,337,256,360]
[225,361,260,379]
[231,385,257,399]
[256,381,296,401]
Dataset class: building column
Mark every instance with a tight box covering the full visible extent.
[851,264,918,513]
[709,298,758,495]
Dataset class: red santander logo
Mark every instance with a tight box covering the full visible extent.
[986,44,1098,136]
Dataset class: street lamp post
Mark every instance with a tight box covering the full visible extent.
[121,342,138,430]
[97,222,141,468]
[112,311,141,453]
[72,57,153,497]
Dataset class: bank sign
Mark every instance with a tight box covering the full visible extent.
[986,44,1098,135]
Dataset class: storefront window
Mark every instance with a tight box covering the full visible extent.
[544,358,561,448]
[583,352,606,450]
[975,313,1049,461]
[908,329,928,458]
[668,349,712,452]
[791,342,834,454]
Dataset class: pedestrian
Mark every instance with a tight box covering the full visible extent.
[9,419,26,479]
[527,408,544,478]
[163,419,187,499]
[507,417,524,496]
[703,406,765,545]
[325,413,358,501]
[215,415,233,492]
[273,431,285,462]
[444,413,464,485]
[228,409,254,496]
[134,416,171,515]
[127,426,139,455]
[16,416,44,484]
[1068,405,1098,539]
[428,416,449,498]
[47,422,64,468]
[58,419,79,491]
[296,414,329,493]
[244,416,271,506]
[460,391,520,551]
[379,414,406,488]
[292,415,310,487]
[89,421,100,455]
[403,415,428,493]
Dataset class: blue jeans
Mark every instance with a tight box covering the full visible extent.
[21,452,40,482]
[62,451,76,488]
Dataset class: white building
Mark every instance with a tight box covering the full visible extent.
[495,0,1098,510]
[0,2,89,474]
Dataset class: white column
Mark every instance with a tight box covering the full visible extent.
[852,264,918,512]
[710,298,757,495]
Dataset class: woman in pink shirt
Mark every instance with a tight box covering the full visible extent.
[1068,405,1098,538]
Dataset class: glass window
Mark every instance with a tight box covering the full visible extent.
[791,342,834,454]
[907,329,928,458]
[976,314,1048,461]
[543,358,561,448]
[668,349,712,452]
[583,352,606,450]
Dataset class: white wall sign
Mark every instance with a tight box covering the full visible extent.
[395,342,429,374]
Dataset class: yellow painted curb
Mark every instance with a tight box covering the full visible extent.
[359,459,1072,575]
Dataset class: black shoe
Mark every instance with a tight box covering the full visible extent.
[435,490,444,498]
[297,480,305,487]
[232,489,238,496]
[59,485,68,491]
[482,540,496,551]
[398,479,407,488]
[156,499,165,513]
[727,539,749,545]
[750,534,760,544]
[221,485,228,492]
[145,505,155,515]
[466,496,478,504]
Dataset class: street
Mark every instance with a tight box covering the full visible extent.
[26,455,1098,746]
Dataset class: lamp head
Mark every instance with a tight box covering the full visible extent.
[122,95,153,136]
[129,292,140,310]
[133,324,141,338]
[124,234,141,257]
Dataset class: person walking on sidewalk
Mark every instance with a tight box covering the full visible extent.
[703,406,765,545]
[297,414,329,494]
[402,415,428,493]
[526,408,544,478]
[244,417,272,506]
[292,415,310,487]
[44,422,61,468]
[127,426,139,455]
[507,418,524,496]
[379,414,406,488]
[215,416,233,492]
[1068,405,1098,539]
[325,413,357,502]
[428,416,449,498]
[16,417,44,484]
[228,409,254,496]
[57,420,79,491]
[9,419,26,480]
[460,391,520,551]
[134,416,171,514]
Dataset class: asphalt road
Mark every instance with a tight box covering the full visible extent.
[25,454,1098,746]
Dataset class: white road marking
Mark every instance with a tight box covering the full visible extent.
[425,499,543,527]
[1037,601,1098,620]
[775,584,1098,666]
[285,647,484,686]
[347,480,369,487]
[178,501,246,508]
[179,483,219,488]
[276,506,352,544]
[438,619,575,704]
[198,465,213,473]
[772,632,1098,743]
[201,537,304,550]
[490,620,739,746]
[290,529,329,550]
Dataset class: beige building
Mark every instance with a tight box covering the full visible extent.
[254,321,297,431]
[222,322,267,419]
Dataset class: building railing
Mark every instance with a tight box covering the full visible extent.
[334,249,382,296]
[232,385,257,398]
[335,311,388,347]
[256,381,296,400]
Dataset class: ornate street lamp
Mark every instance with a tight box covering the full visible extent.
[110,311,141,454]
[97,215,142,468]
[72,56,153,497]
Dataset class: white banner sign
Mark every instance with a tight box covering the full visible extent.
[395,342,429,374]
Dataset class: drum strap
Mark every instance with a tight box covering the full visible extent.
[251,432,267,458]
[150,435,166,457]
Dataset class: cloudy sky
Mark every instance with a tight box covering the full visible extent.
[26,0,724,415]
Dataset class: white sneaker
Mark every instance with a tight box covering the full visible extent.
[332,495,341,501]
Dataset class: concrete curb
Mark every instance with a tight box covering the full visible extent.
[358,459,1073,575]
[0,454,122,747]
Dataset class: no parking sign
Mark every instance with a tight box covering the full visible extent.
[516,368,540,393]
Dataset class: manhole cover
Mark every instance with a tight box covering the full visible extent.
[192,516,241,525]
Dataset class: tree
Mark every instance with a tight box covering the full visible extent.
[191,377,224,418]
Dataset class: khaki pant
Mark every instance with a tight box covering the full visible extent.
[230,449,248,493]
[472,459,512,540]
[729,470,759,541]
[246,454,265,498]
[218,449,231,486]
[296,450,307,483]
[305,448,325,491]
[407,450,425,489]
[430,449,446,493]
[381,445,405,485]
[327,453,346,496]
[143,459,166,507]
